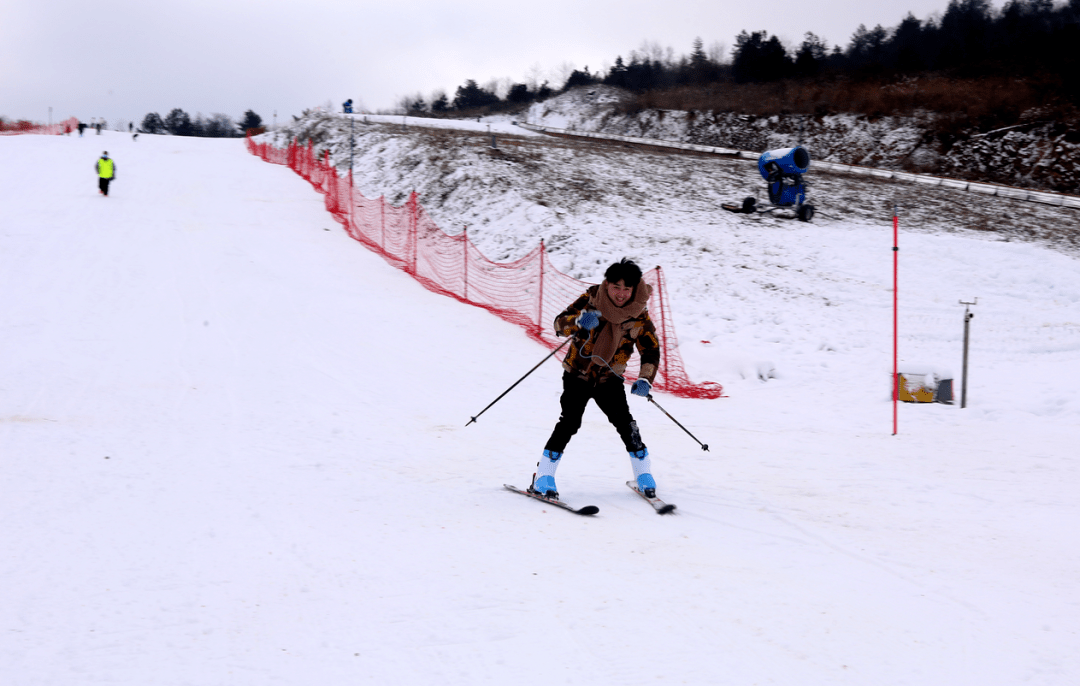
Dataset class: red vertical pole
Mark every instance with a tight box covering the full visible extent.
[537,240,545,340]
[348,168,355,240]
[893,206,899,436]
[655,266,667,388]
[409,192,418,276]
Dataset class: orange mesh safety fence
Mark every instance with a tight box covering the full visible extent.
[247,134,722,399]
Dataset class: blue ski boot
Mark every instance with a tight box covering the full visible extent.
[629,448,656,498]
[529,449,562,499]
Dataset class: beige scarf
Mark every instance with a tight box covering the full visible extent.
[589,280,653,364]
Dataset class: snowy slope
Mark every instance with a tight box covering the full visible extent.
[521,85,1080,195]
[1,128,1079,686]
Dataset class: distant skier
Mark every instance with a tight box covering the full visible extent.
[96,152,116,196]
[343,99,353,114]
[528,258,662,500]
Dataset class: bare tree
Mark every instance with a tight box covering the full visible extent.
[554,61,578,88]
[524,62,547,91]
[204,113,235,137]
[484,77,514,100]
[708,40,729,66]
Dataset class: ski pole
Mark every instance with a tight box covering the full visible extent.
[466,336,574,426]
[646,393,709,451]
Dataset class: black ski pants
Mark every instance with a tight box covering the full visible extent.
[98,177,112,195]
[544,371,646,455]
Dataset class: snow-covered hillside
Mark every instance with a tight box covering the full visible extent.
[2,116,1079,686]
[523,86,1080,195]
[269,100,1080,402]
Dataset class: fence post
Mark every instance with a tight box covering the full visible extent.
[655,266,668,388]
[348,168,355,238]
[892,206,900,435]
[537,240,546,339]
[960,299,977,408]
[463,227,469,302]
[409,192,419,276]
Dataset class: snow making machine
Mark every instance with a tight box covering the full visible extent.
[723,146,815,222]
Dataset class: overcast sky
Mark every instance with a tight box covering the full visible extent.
[3,0,988,127]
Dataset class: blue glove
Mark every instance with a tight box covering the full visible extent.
[576,309,600,331]
[631,379,652,397]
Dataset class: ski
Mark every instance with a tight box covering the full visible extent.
[504,484,599,516]
[626,480,677,515]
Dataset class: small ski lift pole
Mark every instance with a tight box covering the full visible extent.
[646,393,709,451]
[960,298,977,409]
[466,336,574,426]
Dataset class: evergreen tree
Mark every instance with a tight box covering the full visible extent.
[938,0,994,72]
[620,55,661,90]
[606,56,629,88]
[507,83,533,104]
[563,67,598,90]
[238,110,263,134]
[687,37,715,84]
[892,14,930,73]
[140,112,165,134]
[847,24,890,73]
[733,31,791,83]
[794,32,829,78]
[452,80,499,110]
[164,108,193,136]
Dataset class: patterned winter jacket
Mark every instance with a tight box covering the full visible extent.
[554,284,661,383]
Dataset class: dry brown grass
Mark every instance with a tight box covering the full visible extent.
[618,76,1077,135]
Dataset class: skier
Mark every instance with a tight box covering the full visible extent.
[95,152,116,196]
[343,99,353,114]
[529,258,662,499]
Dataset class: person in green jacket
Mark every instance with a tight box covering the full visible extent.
[96,152,116,196]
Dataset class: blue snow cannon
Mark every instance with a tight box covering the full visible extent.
[731,146,814,221]
[758,146,810,179]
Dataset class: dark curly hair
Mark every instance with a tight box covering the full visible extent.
[604,258,643,288]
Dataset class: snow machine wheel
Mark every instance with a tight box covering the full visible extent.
[797,204,815,222]
[741,197,757,213]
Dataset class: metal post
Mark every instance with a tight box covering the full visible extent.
[892,206,899,435]
[960,299,977,408]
